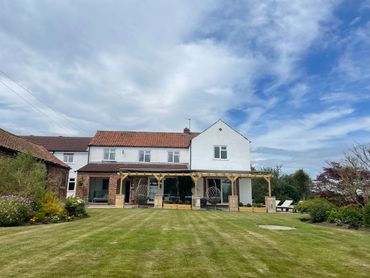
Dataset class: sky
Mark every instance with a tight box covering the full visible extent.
[1,1,370,177]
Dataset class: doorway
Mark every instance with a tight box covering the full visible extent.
[124,180,130,203]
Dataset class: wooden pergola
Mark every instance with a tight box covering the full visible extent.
[117,170,273,198]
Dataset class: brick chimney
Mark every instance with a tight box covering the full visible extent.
[183,127,190,134]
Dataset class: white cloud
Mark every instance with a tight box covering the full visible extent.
[3,0,367,177]
[251,108,363,151]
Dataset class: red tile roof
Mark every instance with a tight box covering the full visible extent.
[0,129,69,169]
[89,131,199,148]
[21,136,92,152]
[78,163,189,173]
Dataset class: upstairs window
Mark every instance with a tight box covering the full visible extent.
[139,150,151,162]
[103,148,116,161]
[63,153,74,163]
[168,151,180,163]
[214,146,227,159]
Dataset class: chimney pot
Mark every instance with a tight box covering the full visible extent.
[183,127,190,134]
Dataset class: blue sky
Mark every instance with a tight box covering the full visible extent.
[0,1,369,177]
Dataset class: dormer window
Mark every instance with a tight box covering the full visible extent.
[214,146,227,159]
[103,148,116,161]
[139,150,151,162]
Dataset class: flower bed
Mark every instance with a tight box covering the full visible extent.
[0,194,88,227]
[0,195,34,226]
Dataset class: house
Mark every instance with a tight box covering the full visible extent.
[0,128,70,199]
[21,136,91,197]
[75,120,271,211]
[18,119,273,211]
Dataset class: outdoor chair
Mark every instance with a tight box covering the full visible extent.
[276,200,294,212]
[92,191,108,202]
[207,186,221,210]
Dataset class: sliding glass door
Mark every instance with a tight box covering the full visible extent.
[207,179,232,204]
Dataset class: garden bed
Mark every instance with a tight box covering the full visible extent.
[163,204,191,210]
[239,206,266,213]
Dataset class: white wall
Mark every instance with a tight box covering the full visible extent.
[190,120,251,171]
[89,146,190,165]
[239,178,252,205]
[53,151,89,197]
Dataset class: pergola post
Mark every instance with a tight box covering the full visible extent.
[191,174,201,210]
[264,176,276,213]
[227,175,239,212]
[116,173,128,208]
[153,174,165,208]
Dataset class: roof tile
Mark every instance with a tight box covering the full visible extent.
[21,136,91,152]
[0,129,69,168]
[78,163,189,173]
[89,131,199,148]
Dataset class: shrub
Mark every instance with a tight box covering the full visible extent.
[0,153,47,207]
[295,198,335,213]
[340,205,363,229]
[64,196,87,217]
[38,192,66,221]
[364,203,370,227]
[327,209,343,224]
[327,205,364,229]
[296,198,335,222]
[310,206,329,223]
[0,195,34,226]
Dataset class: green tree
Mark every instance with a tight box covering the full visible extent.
[252,166,312,203]
[252,166,282,203]
[0,153,47,207]
[291,169,311,199]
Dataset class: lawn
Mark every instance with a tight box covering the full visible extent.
[1,209,370,278]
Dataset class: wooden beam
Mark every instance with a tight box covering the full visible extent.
[118,171,272,196]
[263,176,272,197]
[119,171,272,180]
[226,175,239,196]
[119,173,129,195]
[153,174,166,192]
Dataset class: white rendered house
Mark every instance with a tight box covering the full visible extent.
[76,120,254,207]
[23,120,262,208]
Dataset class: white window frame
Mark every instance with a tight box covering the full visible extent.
[68,178,76,191]
[168,151,180,163]
[63,153,74,163]
[139,150,151,162]
[206,179,231,204]
[103,148,116,161]
[214,145,228,160]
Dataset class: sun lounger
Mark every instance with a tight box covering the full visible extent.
[276,200,294,212]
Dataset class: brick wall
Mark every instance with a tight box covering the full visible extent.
[108,175,119,205]
[46,164,69,200]
[76,174,90,202]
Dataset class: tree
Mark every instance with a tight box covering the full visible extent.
[315,143,370,206]
[0,153,47,206]
[252,166,312,203]
[291,169,311,199]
